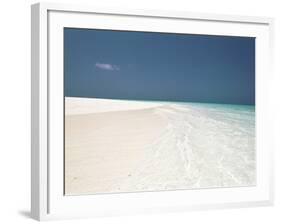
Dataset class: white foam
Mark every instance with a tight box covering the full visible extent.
[118,103,255,191]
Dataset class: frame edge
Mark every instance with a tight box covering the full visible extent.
[31,2,49,221]
[31,3,40,220]
[39,1,273,24]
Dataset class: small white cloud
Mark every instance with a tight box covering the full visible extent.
[95,63,120,71]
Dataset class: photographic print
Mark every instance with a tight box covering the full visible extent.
[64,28,255,195]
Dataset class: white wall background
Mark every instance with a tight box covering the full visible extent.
[0,0,280,223]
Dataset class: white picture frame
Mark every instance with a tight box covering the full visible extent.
[31,2,274,221]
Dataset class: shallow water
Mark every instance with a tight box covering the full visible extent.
[119,102,255,191]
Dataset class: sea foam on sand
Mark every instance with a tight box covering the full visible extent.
[65,97,255,195]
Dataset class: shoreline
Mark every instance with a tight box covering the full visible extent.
[64,97,256,195]
[65,96,255,107]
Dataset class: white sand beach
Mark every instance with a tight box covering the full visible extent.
[65,97,255,195]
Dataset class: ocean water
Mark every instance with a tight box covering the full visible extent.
[119,101,255,191]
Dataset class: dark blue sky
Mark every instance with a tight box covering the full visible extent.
[64,28,255,105]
